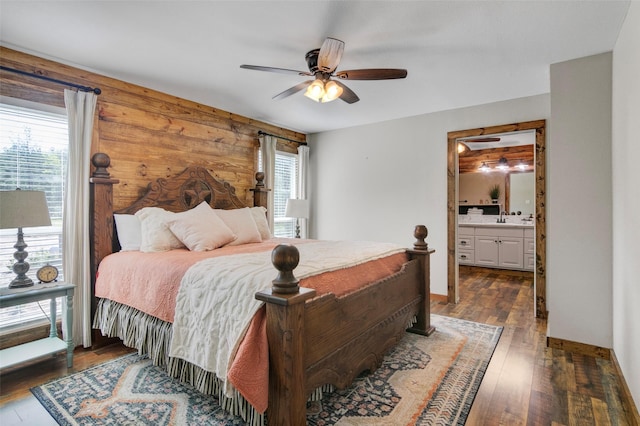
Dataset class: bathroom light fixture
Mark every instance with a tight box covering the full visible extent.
[496,157,509,171]
[516,160,527,171]
[479,162,490,172]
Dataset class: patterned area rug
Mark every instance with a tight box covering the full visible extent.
[31,315,501,425]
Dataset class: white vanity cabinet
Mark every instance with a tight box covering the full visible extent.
[459,224,532,271]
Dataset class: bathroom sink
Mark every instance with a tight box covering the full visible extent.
[461,222,534,228]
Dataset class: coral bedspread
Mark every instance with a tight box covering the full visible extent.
[94,239,407,413]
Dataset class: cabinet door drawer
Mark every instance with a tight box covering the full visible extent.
[524,253,535,270]
[458,237,474,250]
[474,236,499,266]
[458,249,475,265]
[524,238,534,254]
[458,226,475,236]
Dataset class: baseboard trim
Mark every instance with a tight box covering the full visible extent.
[430,293,448,303]
[611,349,640,426]
[546,336,610,359]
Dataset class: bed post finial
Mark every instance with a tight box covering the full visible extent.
[251,171,270,209]
[271,244,300,294]
[92,152,111,178]
[413,224,429,250]
[255,171,265,188]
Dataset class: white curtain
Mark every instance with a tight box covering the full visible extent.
[297,145,310,238]
[63,89,97,348]
[259,134,277,232]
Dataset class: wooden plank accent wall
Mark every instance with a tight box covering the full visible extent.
[0,47,306,210]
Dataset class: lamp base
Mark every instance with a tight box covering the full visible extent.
[9,227,35,288]
[9,276,34,288]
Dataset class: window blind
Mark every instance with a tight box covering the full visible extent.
[0,103,68,330]
[273,153,298,238]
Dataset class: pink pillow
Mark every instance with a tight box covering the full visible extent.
[250,206,272,240]
[166,202,237,251]
[135,207,185,252]
[215,208,263,246]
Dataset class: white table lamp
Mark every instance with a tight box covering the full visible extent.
[285,199,309,238]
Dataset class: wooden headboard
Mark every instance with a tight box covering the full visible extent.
[88,152,269,316]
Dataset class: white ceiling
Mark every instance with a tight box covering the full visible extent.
[0,1,630,134]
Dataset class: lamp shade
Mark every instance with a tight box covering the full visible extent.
[285,199,309,219]
[0,190,52,229]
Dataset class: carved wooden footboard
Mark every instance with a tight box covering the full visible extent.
[256,228,434,425]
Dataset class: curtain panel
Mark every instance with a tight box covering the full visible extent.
[259,134,277,232]
[63,89,97,348]
[298,145,310,238]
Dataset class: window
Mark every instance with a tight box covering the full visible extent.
[273,152,299,238]
[0,102,67,330]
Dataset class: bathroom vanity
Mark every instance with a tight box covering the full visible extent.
[458,223,534,271]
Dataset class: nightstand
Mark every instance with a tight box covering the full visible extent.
[0,283,75,369]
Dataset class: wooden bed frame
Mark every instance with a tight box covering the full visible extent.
[88,152,435,425]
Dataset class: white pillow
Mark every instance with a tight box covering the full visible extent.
[135,207,185,252]
[250,206,272,240]
[165,202,237,251]
[114,214,141,251]
[215,208,263,246]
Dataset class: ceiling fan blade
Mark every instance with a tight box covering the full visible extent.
[240,64,312,77]
[272,80,313,100]
[317,37,344,73]
[335,68,408,80]
[464,137,501,143]
[335,81,359,104]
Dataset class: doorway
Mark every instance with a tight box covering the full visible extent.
[447,120,547,318]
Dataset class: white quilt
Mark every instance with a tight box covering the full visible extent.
[168,239,405,396]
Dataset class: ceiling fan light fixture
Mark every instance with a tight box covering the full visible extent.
[321,80,343,102]
[304,79,325,102]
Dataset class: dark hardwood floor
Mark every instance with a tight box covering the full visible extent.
[0,266,635,424]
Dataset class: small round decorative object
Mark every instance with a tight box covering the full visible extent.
[37,264,59,283]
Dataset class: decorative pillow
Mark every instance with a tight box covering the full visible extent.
[114,214,141,251]
[250,206,272,240]
[215,207,263,246]
[165,202,237,251]
[135,207,185,252]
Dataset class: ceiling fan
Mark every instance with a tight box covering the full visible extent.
[457,137,501,154]
[462,137,501,143]
[240,37,407,104]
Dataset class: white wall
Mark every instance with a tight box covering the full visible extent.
[308,94,549,296]
[548,53,613,349]
[612,1,640,408]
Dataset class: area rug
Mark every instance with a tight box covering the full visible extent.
[31,314,502,425]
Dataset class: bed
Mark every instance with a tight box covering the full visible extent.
[88,152,435,425]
